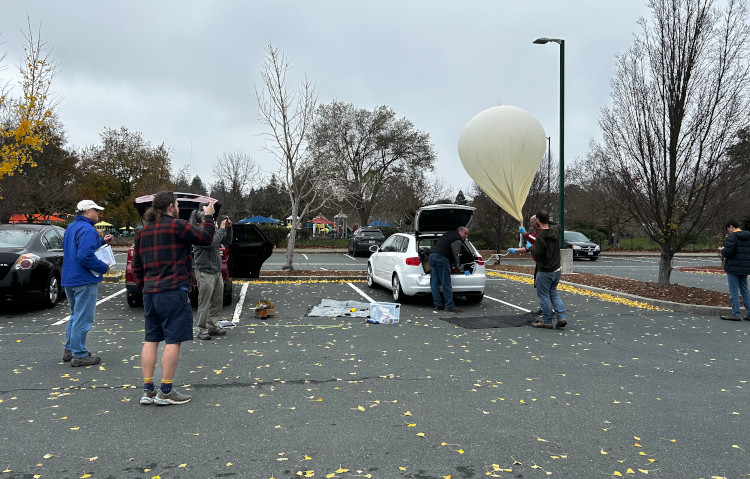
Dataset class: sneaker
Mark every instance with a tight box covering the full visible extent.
[556,318,568,328]
[446,306,463,313]
[71,353,101,367]
[208,328,227,336]
[154,388,192,406]
[434,304,445,311]
[62,349,73,362]
[531,321,553,329]
[140,389,157,405]
[196,331,212,340]
[720,314,742,321]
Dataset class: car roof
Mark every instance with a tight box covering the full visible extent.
[0,223,63,231]
[414,204,475,236]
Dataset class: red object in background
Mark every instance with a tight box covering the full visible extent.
[9,214,66,224]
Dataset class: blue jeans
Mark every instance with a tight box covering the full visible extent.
[536,270,566,324]
[429,253,454,308]
[64,283,99,358]
[727,273,750,317]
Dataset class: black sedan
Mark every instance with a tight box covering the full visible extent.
[0,224,66,307]
[564,230,601,261]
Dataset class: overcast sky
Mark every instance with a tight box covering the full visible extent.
[1,1,651,199]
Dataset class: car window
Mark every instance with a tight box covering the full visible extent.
[396,236,409,253]
[0,229,35,248]
[362,231,384,238]
[42,229,63,250]
[234,226,263,243]
[565,232,591,242]
[380,236,397,252]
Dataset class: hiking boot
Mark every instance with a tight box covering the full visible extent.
[532,308,543,316]
[720,314,742,321]
[71,353,101,367]
[208,328,227,336]
[196,331,212,340]
[434,304,445,311]
[62,349,73,362]
[556,318,568,328]
[446,306,463,313]
[531,321,553,329]
[154,388,192,406]
[140,389,157,405]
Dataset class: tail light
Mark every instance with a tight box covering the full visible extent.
[476,255,484,266]
[220,246,228,260]
[405,257,420,266]
[127,247,134,261]
[14,253,40,270]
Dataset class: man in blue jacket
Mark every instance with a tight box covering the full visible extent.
[61,200,113,366]
[719,219,750,321]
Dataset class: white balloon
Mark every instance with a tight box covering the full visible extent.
[458,106,547,223]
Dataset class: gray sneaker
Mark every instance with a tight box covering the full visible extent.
[71,353,101,367]
[62,349,73,362]
[140,389,157,405]
[154,388,192,406]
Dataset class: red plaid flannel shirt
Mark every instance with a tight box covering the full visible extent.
[132,215,216,293]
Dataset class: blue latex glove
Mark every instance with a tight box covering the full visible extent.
[519,226,526,234]
[526,241,532,249]
[508,248,517,254]
[464,270,470,276]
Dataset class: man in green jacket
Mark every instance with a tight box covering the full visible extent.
[530,210,567,329]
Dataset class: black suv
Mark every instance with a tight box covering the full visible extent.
[564,230,600,261]
[348,227,385,256]
[125,192,273,307]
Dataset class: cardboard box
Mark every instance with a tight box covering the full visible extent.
[368,302,400,324]
[255,300,275,318]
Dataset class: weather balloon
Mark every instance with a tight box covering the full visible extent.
[458,105,547,223]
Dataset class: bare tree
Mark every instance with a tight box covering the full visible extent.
[376,173,450,230]
[211,151,259,219]
[255,42,331,270]
[594,0,750,285]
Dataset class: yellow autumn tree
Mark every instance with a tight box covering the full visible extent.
[0,23,57,195]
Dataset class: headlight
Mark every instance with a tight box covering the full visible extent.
[595,245,600,251]
[14,253,41,270]
[571,245,581,250]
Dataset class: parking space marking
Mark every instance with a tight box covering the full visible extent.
[347,282,376,303]
[484,294,531,313]
[301,253,309,260]
[52,287,127,326]
[233,282,249,323]
[344,254,355,260]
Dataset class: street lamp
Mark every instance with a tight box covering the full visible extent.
[533,37,565,248]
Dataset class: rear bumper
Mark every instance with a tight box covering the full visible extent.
[401,272,486,296]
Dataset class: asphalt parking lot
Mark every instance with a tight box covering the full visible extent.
[1,256,747,478]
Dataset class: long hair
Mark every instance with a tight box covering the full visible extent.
[144,191,175,224]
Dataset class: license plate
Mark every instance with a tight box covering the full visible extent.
[588,251,593,255]
[369,240,374,243]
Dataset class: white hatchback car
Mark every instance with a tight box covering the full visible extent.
[366,204,485,303]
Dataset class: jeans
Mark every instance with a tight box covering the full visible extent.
[429,253,454,308]
[536,270,566,324]
[64,283,99,358]
[727,273,750,317]
[196,270,223,333]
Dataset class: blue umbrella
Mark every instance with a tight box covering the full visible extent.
[368,220,392,227]
[239,215,282,224]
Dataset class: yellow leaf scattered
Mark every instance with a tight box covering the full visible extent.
[81,475,92,479]
[43,454,53,459]
[404,411,412,416]
[638,470,650,474]
[357,405,365,411]
[613,472,622,477]
[304,455,312,460]
[457,449,464,454]
[89,457,98,462]
[634,436,641,440]
[226,462,233,466]
[335,468,349,473]
[416,432,425,437]
[407,423,416,427]
[536,437,548,442]
[178,464,187,468]
[633,442,642,448]
[601,449,608,454]
[70,427,80,431]
[626,469,634,474]
[399,467,407,471]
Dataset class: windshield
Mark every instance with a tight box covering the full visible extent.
[361,231,384,238]
[0,228,34,248]
[565,232,591,243]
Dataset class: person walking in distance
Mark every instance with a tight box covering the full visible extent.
[61,200,114,366]
[193,213,233,340]
[429,226,469,313]
[529,210,567,329]
[719,219,750,321]
[132,192,216,406]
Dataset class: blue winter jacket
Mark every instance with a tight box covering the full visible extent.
[721,229,750,276]
[61,216,108,287]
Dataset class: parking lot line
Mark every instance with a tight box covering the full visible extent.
[483,293,531,312]
[347,282,376,303]
[233,282,249,323]
[52,287,127,326]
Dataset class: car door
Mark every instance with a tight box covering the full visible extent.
[41,228,64,271]
[372,235,397,281]
[227,224,273,278]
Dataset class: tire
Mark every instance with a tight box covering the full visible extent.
[589,256,598,261]
[127,292,142,307]
[465,293,484,304]
[392,274,405,302]
[367,264,376,288]
[43,273,60,308]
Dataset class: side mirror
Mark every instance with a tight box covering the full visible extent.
[369,245,379,253]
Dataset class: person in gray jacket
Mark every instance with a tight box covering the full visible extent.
[193,213,232,340]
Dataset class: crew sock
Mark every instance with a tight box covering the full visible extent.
[160,379,173,394]
[143,378,154,392]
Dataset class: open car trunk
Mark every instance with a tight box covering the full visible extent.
[417,238,479,275]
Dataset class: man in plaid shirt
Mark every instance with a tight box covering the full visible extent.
[132,192,216,406]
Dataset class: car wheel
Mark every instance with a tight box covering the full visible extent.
[127,292,143,307]
[589,256,598,261]
[43,273,60,308]
[367,264,376,288]
[465,293,484,304]
[392,274,405,302]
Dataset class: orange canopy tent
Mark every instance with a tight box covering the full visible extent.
[9,214,65,224]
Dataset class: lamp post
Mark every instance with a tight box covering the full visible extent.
[546,136,551,214]
[533,37,565,248]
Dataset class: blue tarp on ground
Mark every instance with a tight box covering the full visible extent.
[239,215,282,224]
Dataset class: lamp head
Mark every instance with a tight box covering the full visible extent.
[533,37,564,45]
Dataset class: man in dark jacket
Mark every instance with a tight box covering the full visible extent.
[429,226,469,313]
[61,200,113,367]
[719,219,750,321]
[193,212,232,340]
[530,210,567,329]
